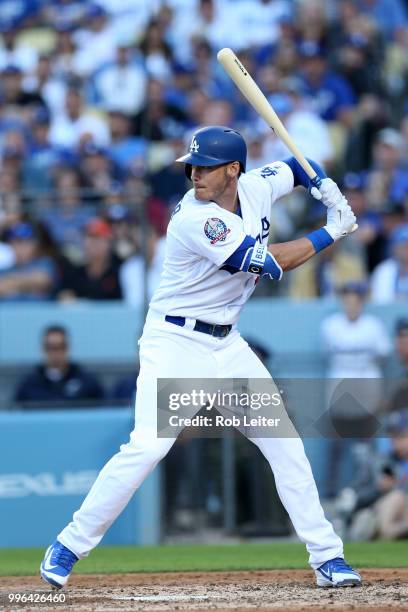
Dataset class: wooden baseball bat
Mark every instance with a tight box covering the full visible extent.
[217,47,358,231]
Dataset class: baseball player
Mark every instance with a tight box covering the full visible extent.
[41,126,362,589]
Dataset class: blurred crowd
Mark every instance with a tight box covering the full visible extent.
[0,0,407,302]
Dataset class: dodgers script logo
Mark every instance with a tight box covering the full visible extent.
[190,138,199,153]
[204,218,231,244]
[260,165,279,178]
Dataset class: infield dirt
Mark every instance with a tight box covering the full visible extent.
[1,569,407,611]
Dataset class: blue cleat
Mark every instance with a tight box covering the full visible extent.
[40,540,78,589]
[315,557,362,587]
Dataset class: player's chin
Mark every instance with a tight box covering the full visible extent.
[193,187,209,201]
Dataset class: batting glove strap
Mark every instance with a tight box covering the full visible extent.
[306,227,334,253]
[242,244,283,280]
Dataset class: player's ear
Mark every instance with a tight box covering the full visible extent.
[227,161,240,179]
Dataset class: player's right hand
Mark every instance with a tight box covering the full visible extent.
[324,201,357,241]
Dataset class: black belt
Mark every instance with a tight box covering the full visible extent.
[165,315,232,338]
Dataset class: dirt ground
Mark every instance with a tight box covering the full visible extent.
[0,569,407,612]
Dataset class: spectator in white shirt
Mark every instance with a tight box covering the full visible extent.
[96,0,154,44]
[49,86,110,149]
[52,23,78,81]
[230,0,291,49]
[0,241,14,270]
[0,21,38,73]
[262,92,334,168]
[371,224,408,303]
[92,46,147,115]
[120,232,166,309]
[321,282,391,379]
[245,129,270,171]
[72,4,117,77]
[320,281,392,497]
[170,0,242,62]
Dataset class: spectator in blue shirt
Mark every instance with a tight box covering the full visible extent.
[0,221,57,301]
[357,0,408,41]
[149,131,188,210]
[371,224,408,303]
[298,41,356,126]
[41,167,93,263]
[107,110,146,172]
[366,128,408,209]
[164,63,196,114]
[79,141,118,201]
[15,324,105,406]
[23,107,68,191]
[0,2,39,28]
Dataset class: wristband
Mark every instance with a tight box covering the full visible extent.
[247,243,267,274]
[306,227,334,253]
[240,244,282,280]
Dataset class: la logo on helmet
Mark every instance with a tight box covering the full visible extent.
[190,138,199,153]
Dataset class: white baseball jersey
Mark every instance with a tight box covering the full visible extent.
[149,161,294,325]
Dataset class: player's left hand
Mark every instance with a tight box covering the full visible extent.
[310,178,345,209]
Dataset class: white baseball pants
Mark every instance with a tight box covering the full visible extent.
[58,311,343,568]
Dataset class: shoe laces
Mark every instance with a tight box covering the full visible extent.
[52,544,78,570]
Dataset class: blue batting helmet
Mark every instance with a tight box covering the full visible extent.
[176,125,247,179]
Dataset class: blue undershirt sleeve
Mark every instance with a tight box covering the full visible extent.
[283,157,326,189]
[222,235,255,268]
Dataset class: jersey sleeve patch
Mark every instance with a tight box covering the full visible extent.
[177,206,246,267]
[204,218,231,244]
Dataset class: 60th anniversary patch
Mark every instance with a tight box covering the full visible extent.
[204,218,231,244]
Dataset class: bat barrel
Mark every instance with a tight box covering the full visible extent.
[217,48,358,234]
